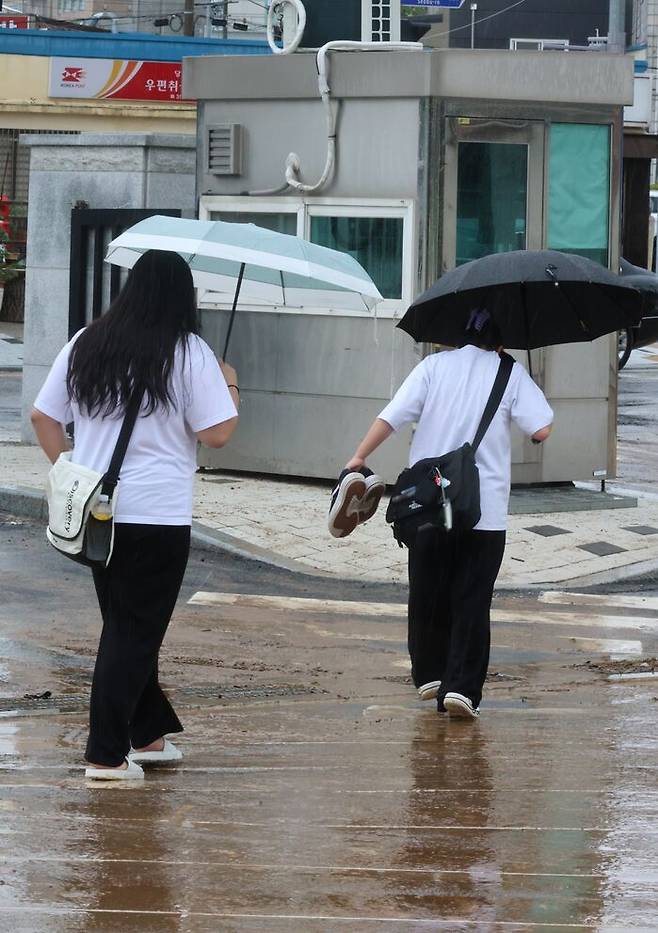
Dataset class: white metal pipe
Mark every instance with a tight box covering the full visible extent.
[253,6,424,197]
[284,40,423,194]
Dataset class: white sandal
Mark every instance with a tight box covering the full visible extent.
[85,758,144,781]
[129,738,183,763]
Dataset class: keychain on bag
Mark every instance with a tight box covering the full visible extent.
[432,466,453,532]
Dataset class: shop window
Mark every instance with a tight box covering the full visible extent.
[548,123,610,267]
[456,142,528,266]
[309,215,403,300]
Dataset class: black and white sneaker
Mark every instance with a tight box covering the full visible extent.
[358,469,386,524]
[417,680,442,701]
[328,470,367,538]
[443,692,479,719]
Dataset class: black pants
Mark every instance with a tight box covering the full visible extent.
[407,528,505,709]
[85,523,191,767]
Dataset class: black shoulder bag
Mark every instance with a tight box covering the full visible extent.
[385,352,514,548]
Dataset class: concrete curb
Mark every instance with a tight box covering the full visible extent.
[0,485,48,522]
[2,483,657,591]
[190,520,332,578]
[0,484,333,581]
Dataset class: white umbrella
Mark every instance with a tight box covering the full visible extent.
[105,215,382,356]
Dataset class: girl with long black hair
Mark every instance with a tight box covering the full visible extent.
[31,250,239,780]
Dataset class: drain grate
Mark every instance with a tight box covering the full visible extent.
[574,657,658,676]
[0,695,87,715]
[179,683,324,700]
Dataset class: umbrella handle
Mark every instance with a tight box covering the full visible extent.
[222,262,246,360]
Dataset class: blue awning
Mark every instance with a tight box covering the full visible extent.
[0,28,270,61]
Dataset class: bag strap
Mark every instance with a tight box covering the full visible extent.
[100,392,142,499]
[472,352,514,453]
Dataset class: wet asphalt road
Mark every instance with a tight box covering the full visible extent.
[2,348,658,929]
[2,518,658,929]
[617,347,658,498]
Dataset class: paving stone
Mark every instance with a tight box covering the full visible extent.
[622,525,658,536]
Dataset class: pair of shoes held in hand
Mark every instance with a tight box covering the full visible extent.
[328,467,386,538]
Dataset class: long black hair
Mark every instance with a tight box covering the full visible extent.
[67,249,198,416]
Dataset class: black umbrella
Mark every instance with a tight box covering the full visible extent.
[619,258,658,311]
[399,250,642,351]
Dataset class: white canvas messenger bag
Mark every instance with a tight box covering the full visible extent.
[45,394,141,568]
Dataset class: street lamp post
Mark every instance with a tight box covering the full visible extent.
[470,3,477,50]
[607,0,625,53]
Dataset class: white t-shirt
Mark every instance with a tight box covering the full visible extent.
[378,345,554,531]
[34,333,237,526]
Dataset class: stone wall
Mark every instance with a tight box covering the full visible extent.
[20,133,195,441]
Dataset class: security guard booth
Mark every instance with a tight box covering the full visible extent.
[183,48,633,483]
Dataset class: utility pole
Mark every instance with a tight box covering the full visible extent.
[607,0,625,53]
[183,0,194,36]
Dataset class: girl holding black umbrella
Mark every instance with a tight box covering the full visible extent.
[342,309,553,719]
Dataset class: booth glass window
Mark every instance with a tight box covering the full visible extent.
[199,197,413,314]
[309,215,403,299]
[208,211,296,236]
[548,123,610,266]
[456,142,528,266]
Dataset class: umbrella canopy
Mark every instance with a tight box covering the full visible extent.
[619,258,658,310]
[398,249,642,350]
[105,215,382,312]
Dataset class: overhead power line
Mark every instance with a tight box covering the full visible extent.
[430,0,530,40]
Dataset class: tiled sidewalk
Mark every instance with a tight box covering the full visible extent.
[3,441,658,589]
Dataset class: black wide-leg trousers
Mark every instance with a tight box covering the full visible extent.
[407,528,506,709]
[85,523,191,767]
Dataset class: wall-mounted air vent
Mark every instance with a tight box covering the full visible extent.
[207,124,243,176]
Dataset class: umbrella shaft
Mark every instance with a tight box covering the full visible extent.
[222,262,246,360]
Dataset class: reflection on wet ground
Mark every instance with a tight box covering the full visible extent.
[1,523,658,929]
